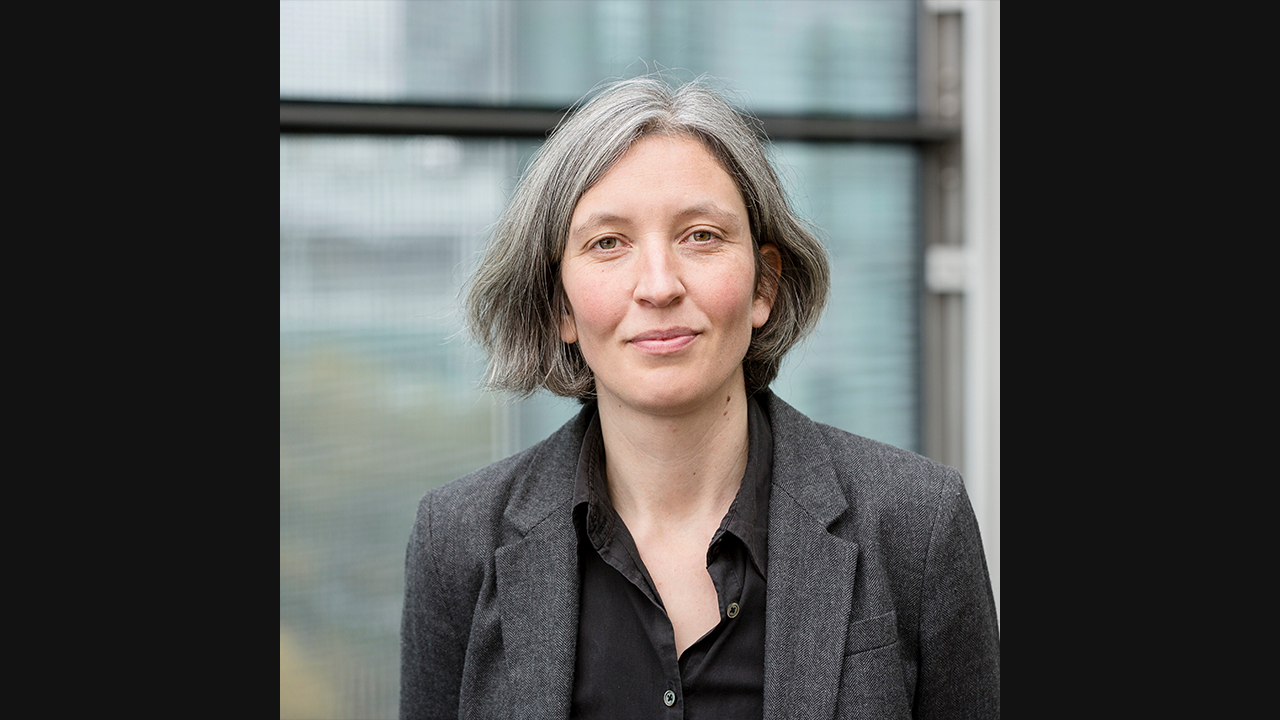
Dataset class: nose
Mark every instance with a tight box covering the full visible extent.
[633,240,685,308]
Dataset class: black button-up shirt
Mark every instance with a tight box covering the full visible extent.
[570,396,773,719]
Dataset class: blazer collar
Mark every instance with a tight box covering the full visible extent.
[758,390,849,525]
[503,402,595,534]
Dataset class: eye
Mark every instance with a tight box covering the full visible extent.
[689,230,716,243]
[594,237,619,250]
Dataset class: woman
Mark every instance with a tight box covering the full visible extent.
[402,76,999,719]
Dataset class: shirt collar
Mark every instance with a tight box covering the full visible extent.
[571,395,773,577]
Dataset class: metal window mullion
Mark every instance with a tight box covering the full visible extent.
[279,100,958,144]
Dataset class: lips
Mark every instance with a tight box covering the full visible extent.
[629,327,698,354]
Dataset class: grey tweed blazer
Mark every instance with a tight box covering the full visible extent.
[401,391,999,719]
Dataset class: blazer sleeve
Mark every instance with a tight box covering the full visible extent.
[914,469,1000,719]
[400,491,467,720]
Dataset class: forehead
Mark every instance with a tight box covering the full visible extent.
[570,134,746,226]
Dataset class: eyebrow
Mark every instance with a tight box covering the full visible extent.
[570,203,744,239]
[570,212,630,239]
[675,203,743,231]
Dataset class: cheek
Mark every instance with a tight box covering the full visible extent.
[699,272,761,349]
[561,270,624,342]
[714,268,762,320]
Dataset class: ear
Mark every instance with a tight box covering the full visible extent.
[752,243,782,329]
[559,303,578,344]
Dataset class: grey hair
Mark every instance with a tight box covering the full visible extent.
[464,74,830,400]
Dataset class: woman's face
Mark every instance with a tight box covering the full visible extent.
[559,134,776,417]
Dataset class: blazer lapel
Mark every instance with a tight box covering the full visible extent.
[491,407,591,720]
[761,393,859,720]
[494,509,579,720]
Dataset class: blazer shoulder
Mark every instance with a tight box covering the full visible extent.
[816,421,960,495]
[763,390,959,503]
[423,441,539,524]
[762,391,964,543]
[815,422,968,540]
[414,403,593,554]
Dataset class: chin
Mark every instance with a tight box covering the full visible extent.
[599,367,743,417]
[626,388,705,416]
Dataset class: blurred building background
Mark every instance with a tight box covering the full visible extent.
[279,1,999,717]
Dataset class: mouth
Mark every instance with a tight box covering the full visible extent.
[629,327,699,354]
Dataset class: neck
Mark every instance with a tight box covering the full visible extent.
[595,370,751,535]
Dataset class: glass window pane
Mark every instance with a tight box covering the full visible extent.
[279,135,580,719]
[771,142,920,453]
[280,0,916,116]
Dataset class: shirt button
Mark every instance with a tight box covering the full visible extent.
[664,690,676,706]
[727,602,740,619]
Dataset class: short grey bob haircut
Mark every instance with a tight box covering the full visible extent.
[465,74,830,400]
